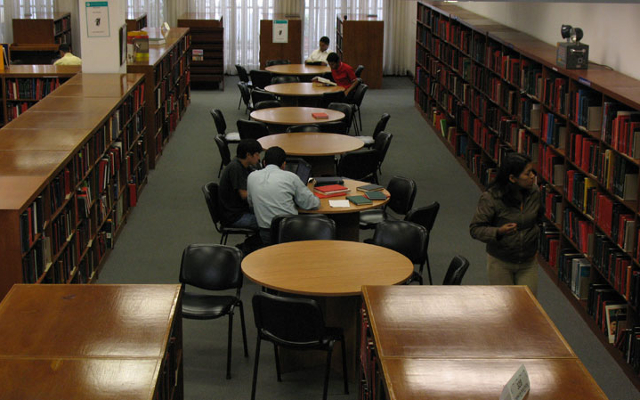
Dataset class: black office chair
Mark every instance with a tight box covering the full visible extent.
[266,59,291,66]
[319,90,346,108]
[442,255,470,285]
[359,176,417,229]
[320,121,349,135]
[250,70,273,89]
[373,131,393,175]
[271,75,300,84]
[327,102,354,134]
[251,88,278,106]
[277,215,336,243]
[355,113,390,148]
[179,244,248,379]
[354,65,364,78]
[237,81,253,114]
[202,182,257,244]
[236,65,253,109]
[405,202,440,285]
[210,109,240,143]
[253,99,282,111]
[285,124,321,133]
[237,119,270,140]
[214,134,231,178]
[251,292,348,400]
[336,149,380,183]
[370,220,429,285]
[348,83,368,132]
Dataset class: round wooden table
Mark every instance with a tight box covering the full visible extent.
[258,132,363,156]
[266,64,330,76]
[250,107,345,126]
[264,82,344,106]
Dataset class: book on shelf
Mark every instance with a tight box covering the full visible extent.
[192,49,203,62]
[357,184,384,192]
[314,184,349,195]
[312,112,329,119]
[315,76,336,86]
[346,195,372,205]
[605,303,627,344]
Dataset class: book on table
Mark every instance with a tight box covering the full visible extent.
[314,184,350,195]
[346,195,373,205]
[315,76,337,86]
[312,112,329,119]
[364,191,387,201]
[357,183,384,192]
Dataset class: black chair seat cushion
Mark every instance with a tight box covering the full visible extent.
[359,209,385,228]
[182,292,238,320]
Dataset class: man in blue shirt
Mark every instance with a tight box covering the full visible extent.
[247,146,320,245]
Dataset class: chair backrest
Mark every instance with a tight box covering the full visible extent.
[252,292,325,346]
[286,124,321,133]
[236,65,250,83]
[210,108,227,135]
[266,59,291,66]
[249,70,273,89]
[337,150,379,182]
[202,182,223,231]
[253,99,282,111]
[405,202,440,233]
[320,91,346,108]
[373,131,393,168]
[320,121,349,134]
[237,119,270,140]
[270,213,294,245]
[442,255,470,285]
[271,75,300,84]
[214,135,231,166]
[351,83,368,107]
[179,243,244,291]
[372,113,391,140]
[372,220,428,265]
[327,102,353,130]
[251,88,277,105]
[237,82,251,108]
[386,176,417,215]
[354,65,364,78]
[277,215,336,243]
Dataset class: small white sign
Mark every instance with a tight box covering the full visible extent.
[499,364,531,400]
[273,20,288,44]
[85,1,110,37]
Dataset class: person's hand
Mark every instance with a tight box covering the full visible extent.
[498,223,517,235]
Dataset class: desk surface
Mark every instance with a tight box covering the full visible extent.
[266,64,330,75]
[362,285,576,359]
[250,107,345,125]
[264,82,344,97]
[242,240,413,296]
[258,132,363,156]
[301,178,389,215]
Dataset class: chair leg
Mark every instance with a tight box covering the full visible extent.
[221,233,228,245]
[357,108,363,133]
[226,312,234,379]
[273,344,282,382]
[251,337,262,400]
[218,161,223,178]
[322,343,335,400]
[238,95,242,109]
[340,335,349,394]
[426,255,433,285]
[238,301,249,357]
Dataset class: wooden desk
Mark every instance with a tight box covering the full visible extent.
[0,284,183,399]
[266,64,330,76]
[258,132,363,175]
[250,107,344,127]
[264,82,344,106]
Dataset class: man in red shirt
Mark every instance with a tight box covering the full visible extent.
[326,52,359,97]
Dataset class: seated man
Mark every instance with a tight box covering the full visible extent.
[313,52,359,98]
[247,146,320,245]
[218,139,263,230]
[54,44,82,66]
[305,36,330,65]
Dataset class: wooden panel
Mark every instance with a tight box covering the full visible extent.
[338,18,383,89]
[259,19,302,69]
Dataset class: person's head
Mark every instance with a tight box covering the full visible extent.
[327,52,340,70]
[492,153,535,192]
[59,43,70,55]
[236,139,263,166]
[319,36,330,52]
[264,146,287,169]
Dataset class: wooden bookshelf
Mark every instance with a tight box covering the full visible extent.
[11,12,72,64]
[259,16,302,70]
[126,11,148,32]
[415,0,640,388]
[336,15,383,89]
[0,72,146,300]
[0,284,183,400]
[177,13,224,89]
[128,27,191,169]
[0,65,80,127]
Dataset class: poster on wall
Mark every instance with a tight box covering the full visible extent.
[273,20,288,43]
[86,1,110,37]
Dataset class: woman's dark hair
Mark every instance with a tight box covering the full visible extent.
[489,152,532,205]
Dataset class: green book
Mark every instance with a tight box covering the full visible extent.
[364,191,387,201]
[346,195,373,205]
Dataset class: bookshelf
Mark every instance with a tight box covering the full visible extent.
[128,27,190,169]
[11,12,72,64]
[259,16,302,70]
[335,15,383,89]
[0,65,80,127]
[0,284,183,400]
[126,11,148,33]
[177,13,224,89]
[0,72,146,300]
[415,0,640,387]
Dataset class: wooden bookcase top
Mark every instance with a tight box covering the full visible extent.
[126,11,147,21]
[127,27,189,68]
[13,11,69,20]
[0,65,79,77]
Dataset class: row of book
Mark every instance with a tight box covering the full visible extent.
[5,77,64,100]
[602,105,640,159]
[359,307,378,400]
[19,196,44,253]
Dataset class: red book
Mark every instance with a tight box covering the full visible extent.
[314,184,349,195]
[128,183,137,207]
[312,112,329,119]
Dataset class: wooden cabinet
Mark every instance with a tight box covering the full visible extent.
[336,16,383,89]
[0,72,146,300]
[415,0,640,387]
[11,12,72,64]
[178,13,224,89]
[0,284,183,400]
[128,28,191,168]
[259,16,302,70]
[126,11,148,33]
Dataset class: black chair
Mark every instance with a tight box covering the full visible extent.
[250,70,273,89]
[266,59,291,66]
[237,81,253,114]
[442,255,470,285]
[319,90,346,108]
[336,149,380,183]
[405,202,440,285]
[277,214,336,243]
[179,244,248,379]
[253,99,282,111]
[237,119,270,140]
[271,75,300,84]
[354,64,364,78]
[355,113,390,148]
[327,102,354,134]
[371,220,429,285]
[210,109,240,143]
[359,176,417,229]
[236,65,253,109]
[202,182,257,244]
[286,124,321,132]
[348,83,368,132]
[214,134,231,178]
[251,88,278,106]
[251,292,348,400]
[373,131,393,175]
[320,121,349,134]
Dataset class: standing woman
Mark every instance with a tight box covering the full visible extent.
[469,153,543,296]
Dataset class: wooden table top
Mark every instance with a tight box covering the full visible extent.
[302,178,389,215]
[266,64,330,75]
[362,285,576,359]
[264,82,344,97]
[250,107,345,125]
[258,132,363,156]
[0,128,90,151]
[242,240,413,296]
[380,358,607,400]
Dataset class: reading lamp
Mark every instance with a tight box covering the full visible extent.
[556,24,588,69]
